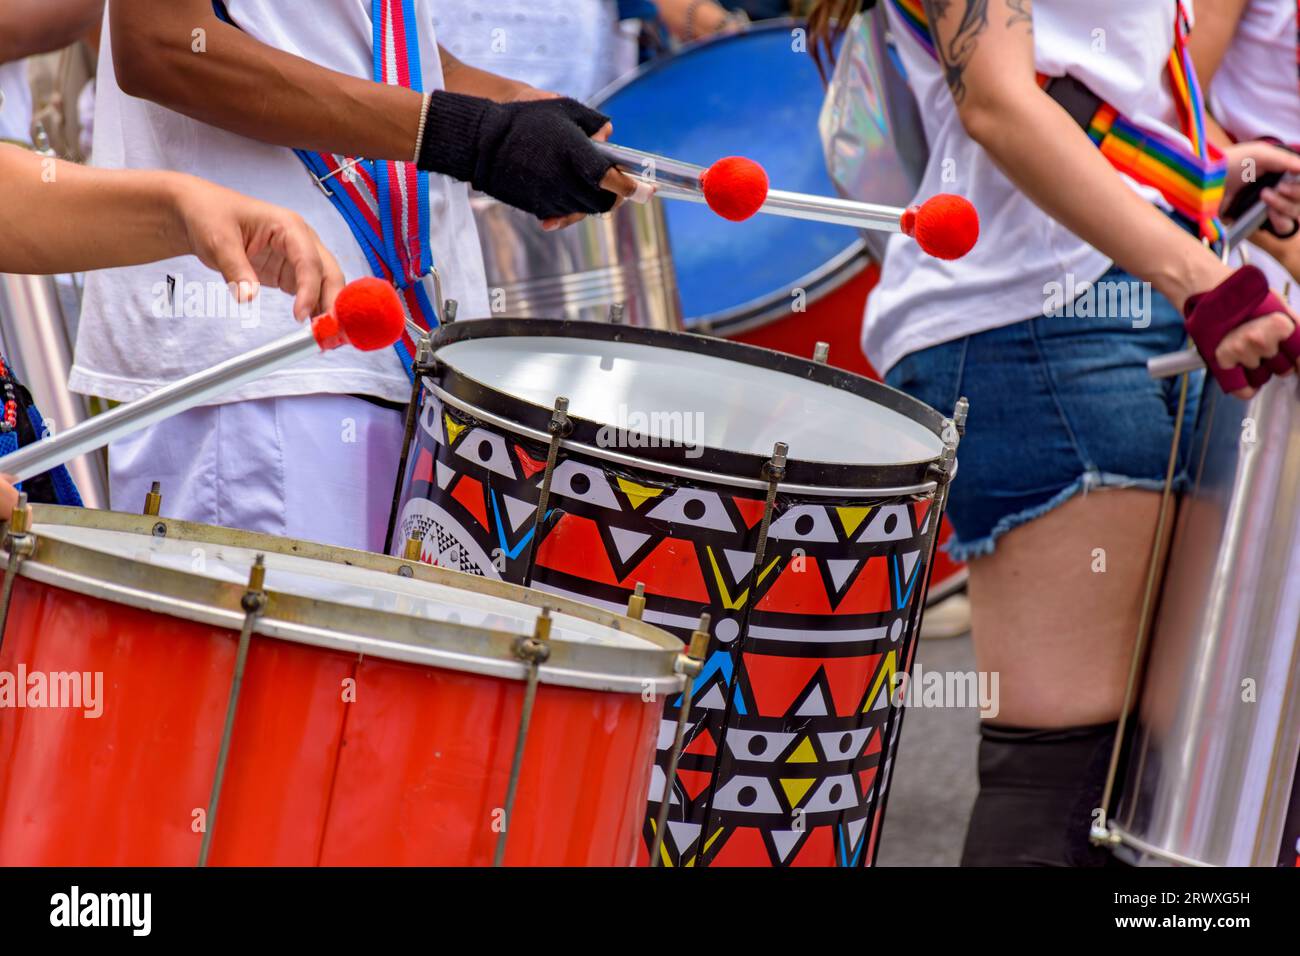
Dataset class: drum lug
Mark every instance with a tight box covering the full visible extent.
[812,341,830,364]
[142,480,163,517]
[649,613,711,867]
[625,581,646,620]
[0,494,36,654]
[441,298,458,325]
[494,608,553,867]
[198,555,268,867]
[927,400,966,485]
[754,442,788,570]
[607,302,626,324]
[1089,813,1122,849]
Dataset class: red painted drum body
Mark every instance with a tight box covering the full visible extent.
[391,320,958,866]
[0,507,681,866]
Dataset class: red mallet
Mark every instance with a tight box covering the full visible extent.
[899,194,980,260]
[700,156,770,222]
[311,276,407,352]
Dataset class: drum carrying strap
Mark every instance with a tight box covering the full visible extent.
[0,354,82,507]
[211,0,439,381]
[887,0,1226,242]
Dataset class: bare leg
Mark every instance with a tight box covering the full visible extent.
[967,487,1164,727]
[958,488,1168,865]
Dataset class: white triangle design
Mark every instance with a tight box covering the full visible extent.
[771,829,804,863]
[826,558,859,592]
[435,461,454,490]
[724,548,756,581]
[901,550,921,582]
[503,494,535,533]
[667,821,702,851]
[610,526,652,563]
[795,685,829,716]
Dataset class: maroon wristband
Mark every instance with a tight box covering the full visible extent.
[1183,264,1293,392]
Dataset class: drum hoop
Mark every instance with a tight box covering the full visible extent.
[8,505,685,695]
[589,18,871,334]
[429,317,946,491]
[430,381,937,499]
[694,242,872,337]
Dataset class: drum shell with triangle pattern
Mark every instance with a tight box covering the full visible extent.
[392,374,946,868]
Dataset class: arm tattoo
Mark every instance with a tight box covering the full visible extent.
[922,0,989,106]
[1006,0,1032,29]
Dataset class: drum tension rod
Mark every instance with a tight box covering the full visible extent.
[521,397,572,589]
[198,555,268,868]
[0,493,35,655]
[385,332,438,555]
[493,608,554,867]
[649,613,710,868]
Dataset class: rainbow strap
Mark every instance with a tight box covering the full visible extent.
[212,0,437,380]
[888,0,1225,241]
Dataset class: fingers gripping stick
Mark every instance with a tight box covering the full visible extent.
[1183,265,1300,392]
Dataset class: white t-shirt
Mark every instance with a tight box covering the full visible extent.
[431,1,637,102]
[865,0,1193,374]
[0,60,32,142]
[1210,0,1300,144]
[71,0,490,406]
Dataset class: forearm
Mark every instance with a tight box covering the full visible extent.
[0,0,104,63]
[438,45,527,103]
[0,145,190,274]
[964,89,1225,308]
[108,0,423,162]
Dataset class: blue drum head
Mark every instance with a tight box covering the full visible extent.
[595,22,864,333]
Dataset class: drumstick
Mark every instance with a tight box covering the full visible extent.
[0,278,406,483]
[596,142,981,260]
[1147,202,1287,379]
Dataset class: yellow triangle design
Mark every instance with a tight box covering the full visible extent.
[786,736,817,763]
[780,777,816,807]
[863,650,898,713]
[444,415,467,445]
[837,506,873,538]
[706,546,746,610]
[617,477,665,510]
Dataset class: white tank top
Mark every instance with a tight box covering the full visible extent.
[0,60,32,142]
[431,1,638,102]
[72,0,491,407]
[865,0,1193,374]
[1210,0,1300,144]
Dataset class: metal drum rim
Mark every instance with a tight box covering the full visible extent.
[4,505,686,695]
[589,17,873,335]
[428,317,947,491]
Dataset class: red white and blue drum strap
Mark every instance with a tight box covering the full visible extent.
[211,0,436,379]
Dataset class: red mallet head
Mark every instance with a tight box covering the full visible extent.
[701,156,770,222]
[899,194,980,260]
[312,277,406,352]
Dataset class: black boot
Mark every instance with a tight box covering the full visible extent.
[960,721,1128,867]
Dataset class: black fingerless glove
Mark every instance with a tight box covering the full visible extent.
[416,91,618,220]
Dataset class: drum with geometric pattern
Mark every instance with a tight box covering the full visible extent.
[390,319,958,867]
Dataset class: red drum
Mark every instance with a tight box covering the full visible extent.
[390,320,959,866]
[0,505,682,866]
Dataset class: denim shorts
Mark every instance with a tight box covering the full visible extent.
[884,265,1203,562]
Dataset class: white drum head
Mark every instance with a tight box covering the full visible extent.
[437,336,943,466]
